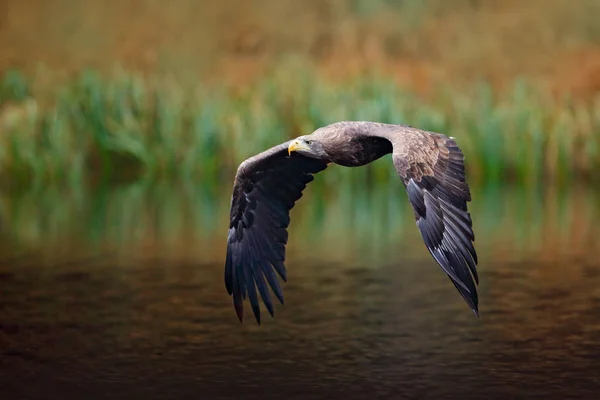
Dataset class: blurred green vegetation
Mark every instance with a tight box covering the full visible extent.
[0,68,599,188]
[1,179,596,265]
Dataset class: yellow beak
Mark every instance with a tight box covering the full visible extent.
[288,139,310,155]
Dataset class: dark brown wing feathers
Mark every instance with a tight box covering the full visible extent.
[395,133,479,315]
[225,142,328,323]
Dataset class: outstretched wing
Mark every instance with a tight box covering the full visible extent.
[351,122,479,314]
[392,128,479,315]
[226,141,329,323]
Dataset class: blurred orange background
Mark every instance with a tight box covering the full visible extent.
[2,0,600,98]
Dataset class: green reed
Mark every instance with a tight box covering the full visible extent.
[1,68,599,188]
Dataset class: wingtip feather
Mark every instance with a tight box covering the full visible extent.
[234,300,244,322]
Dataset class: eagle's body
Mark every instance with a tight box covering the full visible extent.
[226,121,479,323]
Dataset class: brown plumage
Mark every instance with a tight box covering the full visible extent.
[225,121,479,323]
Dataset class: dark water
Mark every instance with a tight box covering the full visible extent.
[1,183,600,399]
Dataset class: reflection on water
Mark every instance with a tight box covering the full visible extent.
[2,180,599,263]
[1,182,600,399]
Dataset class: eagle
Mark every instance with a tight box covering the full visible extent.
[225,121,479,323]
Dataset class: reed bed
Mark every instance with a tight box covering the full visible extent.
[1,68,599,188]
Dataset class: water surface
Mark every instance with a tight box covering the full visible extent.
[1,183,600,399]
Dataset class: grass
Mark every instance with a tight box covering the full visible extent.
[0,67,599,188]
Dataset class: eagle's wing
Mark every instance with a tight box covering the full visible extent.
[226,141,329,323]
[362,123,479,315]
